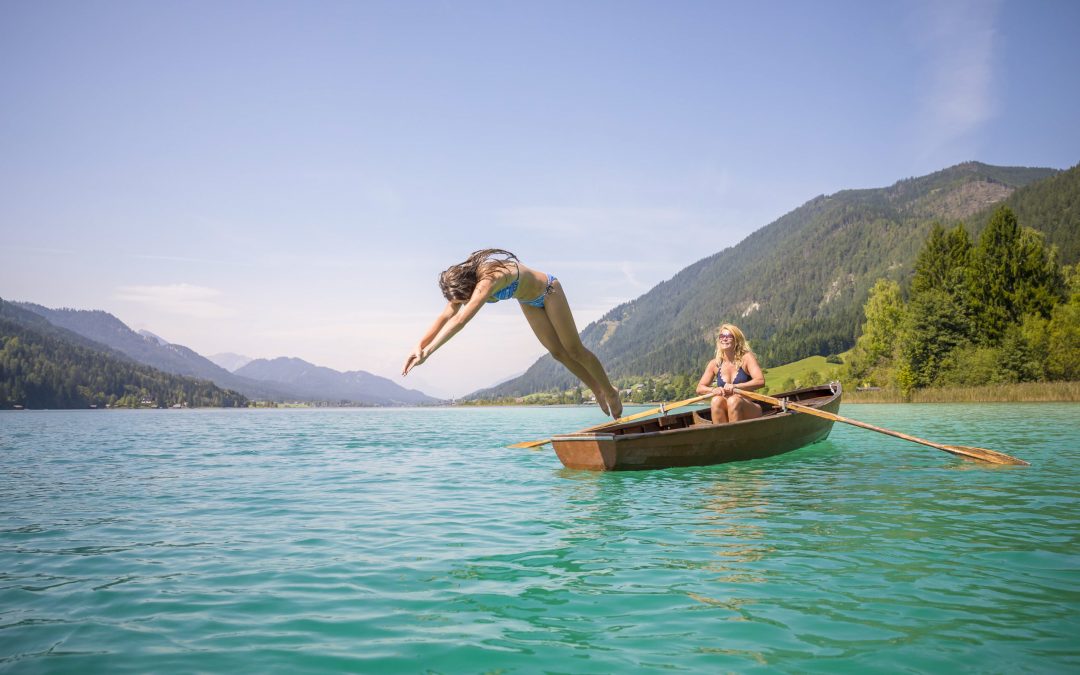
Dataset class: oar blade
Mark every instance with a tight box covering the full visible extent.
[942,445,1030,466]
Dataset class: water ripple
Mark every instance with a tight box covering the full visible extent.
[1,404,1078,672]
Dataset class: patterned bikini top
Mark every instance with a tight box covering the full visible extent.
[487,264,521,303]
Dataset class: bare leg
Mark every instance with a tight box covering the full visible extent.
[520,303,611,416]
[711,395,729,424]
[520,282,622,418]
[727,395,763,422]
[539,283,622,419]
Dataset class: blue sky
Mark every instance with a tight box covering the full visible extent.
[2,0,1078,398]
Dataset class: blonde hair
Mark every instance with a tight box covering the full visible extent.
[714,323,751,370]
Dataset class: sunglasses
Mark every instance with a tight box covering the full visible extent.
[718,333,735,340]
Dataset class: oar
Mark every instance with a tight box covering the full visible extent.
[734,389,1029,466]
[508,392,715,449]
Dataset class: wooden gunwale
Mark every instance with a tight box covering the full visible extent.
[551,384,842,471]
[588,388,838,438]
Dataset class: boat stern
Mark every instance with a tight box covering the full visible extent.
[550,433,619,471]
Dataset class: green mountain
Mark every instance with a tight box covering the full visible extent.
[967,163,1080,264]
[16,303,442,405]
[16,303,302,401]
[473,162,1076,398]
[0,299,248,409]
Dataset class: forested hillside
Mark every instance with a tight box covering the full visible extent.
[472,162,1076,399]
[0,300,248,409]
[968,164,1080,264]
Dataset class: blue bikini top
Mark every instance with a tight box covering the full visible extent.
[717,363,750,387]
[487,264,520,303]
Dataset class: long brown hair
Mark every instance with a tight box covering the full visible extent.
[438,249,518,302]
[714,323,751,370]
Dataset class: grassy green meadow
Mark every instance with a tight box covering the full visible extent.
[761,354,846,394]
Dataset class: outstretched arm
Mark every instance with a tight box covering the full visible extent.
[696,360,721,395]
[402,302,456,375]
[402,278,493,376]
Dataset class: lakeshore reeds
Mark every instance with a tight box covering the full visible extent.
[845,381,1080,403]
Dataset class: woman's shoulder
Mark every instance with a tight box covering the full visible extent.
[478,259,517,279]
[513,261,542,277]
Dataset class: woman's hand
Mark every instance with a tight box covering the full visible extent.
[402,347,428,376]
[712,386,725,397]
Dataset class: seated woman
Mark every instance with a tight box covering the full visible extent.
[695,323,765,423]
[402,248,623,419]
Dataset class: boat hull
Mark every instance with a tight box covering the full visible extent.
[552,384,842,471]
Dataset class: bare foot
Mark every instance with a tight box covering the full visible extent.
[607,387,623,419]
[595,393,610,416]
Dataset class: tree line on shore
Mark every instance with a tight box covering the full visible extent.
[844,206,1077,394]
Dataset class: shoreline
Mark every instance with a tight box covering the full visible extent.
[459,381,1080,407]
[6,381,1077,412]
[841,381,1080,403]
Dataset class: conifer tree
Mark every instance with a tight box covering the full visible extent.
[896,288,971,392]
[970,206,1064,343]
[911,223,950,296]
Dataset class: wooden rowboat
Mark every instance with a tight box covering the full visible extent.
[551,383,842,471]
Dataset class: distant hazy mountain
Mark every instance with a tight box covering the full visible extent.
[1,299,247,409]
[472,161,1076,398]
[17,303,440,405]
[13,305,329,402]
[209,352,253,372]
[16,303,294,399]
[236,357,440,405]
[400,373,456,400]
[138,329,170,346]
[20,303,229,380]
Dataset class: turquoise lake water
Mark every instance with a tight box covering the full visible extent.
[1,403,1078,673]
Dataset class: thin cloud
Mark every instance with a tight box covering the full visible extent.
[114,283,232,319]
[620,261,644,288]
[914,0,999,152]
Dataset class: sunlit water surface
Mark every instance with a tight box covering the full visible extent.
[2,404,1078,673]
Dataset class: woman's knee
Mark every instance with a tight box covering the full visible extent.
[710,400,726,422]
[563,342,594,363]
[548,347,570,363]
